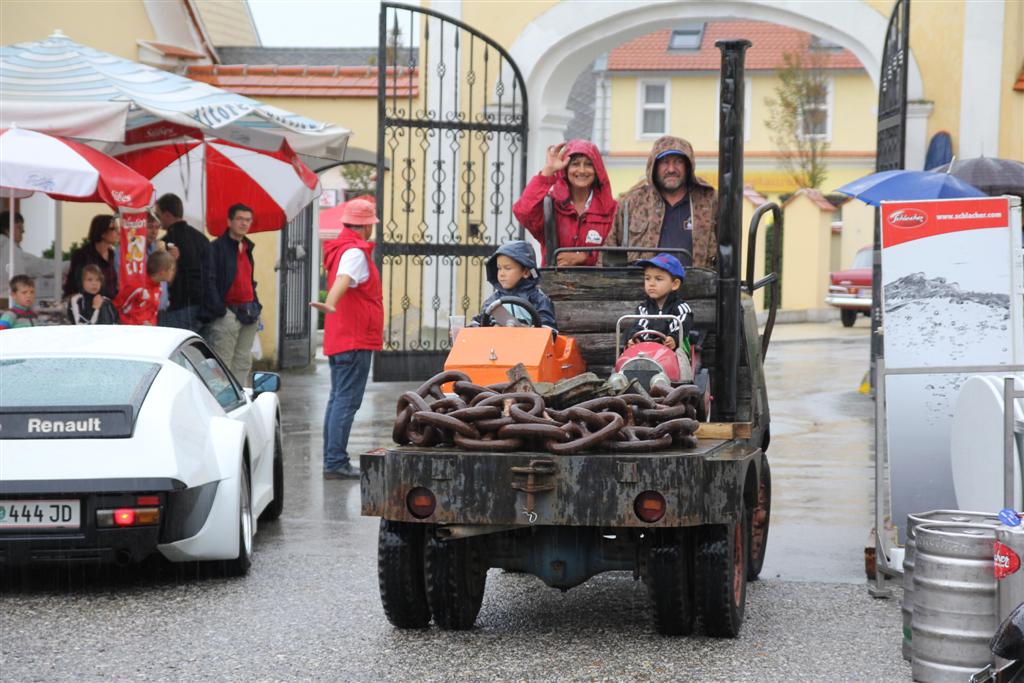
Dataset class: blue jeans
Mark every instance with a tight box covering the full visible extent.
[323,350,372,471]
[159,305,203,333]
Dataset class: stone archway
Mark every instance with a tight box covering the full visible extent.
[509,0,927,171]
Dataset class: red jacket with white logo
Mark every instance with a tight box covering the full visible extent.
[322,229,384,356]
[512,139,617,266]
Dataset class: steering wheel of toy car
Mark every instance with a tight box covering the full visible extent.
[482,296,543,328]
[630,329,669,345]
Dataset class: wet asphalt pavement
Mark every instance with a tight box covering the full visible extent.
[1,324,912,681]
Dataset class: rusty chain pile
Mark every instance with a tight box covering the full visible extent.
[393,371,703,455]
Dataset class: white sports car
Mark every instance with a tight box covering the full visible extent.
[0,326,283,574]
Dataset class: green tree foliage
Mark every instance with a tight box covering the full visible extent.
[763,49,830,190]
[342,164,376,199]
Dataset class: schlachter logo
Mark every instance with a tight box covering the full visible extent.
[888,208,928,228]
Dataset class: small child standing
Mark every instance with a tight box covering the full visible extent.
[473,241,556,329]
[114,250,176,326]
[0,275,38,330]
[66,264,119,325]
[623,253,694,378]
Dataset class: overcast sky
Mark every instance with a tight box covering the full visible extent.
[248,0,420,48]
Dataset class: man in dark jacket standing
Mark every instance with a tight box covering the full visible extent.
[155,193,213,332]
[206,204,261,383]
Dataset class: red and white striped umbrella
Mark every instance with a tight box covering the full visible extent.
[1,126,154,288]
[1,127,153,209]
[117,139,320,236]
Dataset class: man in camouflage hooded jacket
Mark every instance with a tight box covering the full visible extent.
[602,135,718,269]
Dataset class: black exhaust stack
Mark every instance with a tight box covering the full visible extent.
[713,40,751,423]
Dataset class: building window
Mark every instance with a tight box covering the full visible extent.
[669,23,705,51]
[638,80,669,137]
[809,35,843,51]
[797,78,832,141]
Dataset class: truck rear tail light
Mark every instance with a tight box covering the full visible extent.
[634,491,666,523]
[96,507,161,528]
[136,495,160,506]
[406,487,436,519]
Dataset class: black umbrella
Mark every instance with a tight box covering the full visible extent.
[929,157,1024,198]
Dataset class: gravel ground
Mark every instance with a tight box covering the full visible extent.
[1,559,908,682]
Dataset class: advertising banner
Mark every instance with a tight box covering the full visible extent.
[117,210,149,298]
[881,197,1021,540]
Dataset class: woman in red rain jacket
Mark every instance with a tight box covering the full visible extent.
[512,139,617,267]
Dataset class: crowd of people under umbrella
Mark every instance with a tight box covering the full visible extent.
[0,194,263,384]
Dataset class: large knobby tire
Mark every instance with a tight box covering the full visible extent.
[424,534,487,630]
[224,462,254,577]
[646,532,695,636]
[840,309,858,327]
[695,511,749,638]
[259,421,284,522]
[377,520,431,629]
[747,458,772,581]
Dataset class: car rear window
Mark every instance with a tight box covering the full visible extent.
[852,249,872,269]
[0,358,160,409]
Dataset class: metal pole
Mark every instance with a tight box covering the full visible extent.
[870,356,893,598]
[1006,377,1016,510]
[713,39,750,423]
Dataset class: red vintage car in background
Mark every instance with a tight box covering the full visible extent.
[826,245,872,327]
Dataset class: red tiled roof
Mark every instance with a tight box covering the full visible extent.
[782,188,838,211]
[185,65,419,98]
[743,184,768,206]
[608,21,863,71]
[139,40,207,60]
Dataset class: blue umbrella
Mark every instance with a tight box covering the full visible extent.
[836,170,986,206]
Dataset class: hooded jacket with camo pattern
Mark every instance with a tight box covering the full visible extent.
[602,135,718,269]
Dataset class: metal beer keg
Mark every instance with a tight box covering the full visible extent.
[912,523,998,682]
[903,511,1000,661]
[995,526,1024,627]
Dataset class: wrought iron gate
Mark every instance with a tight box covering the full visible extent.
[277,202,314,369]
[871,0,910,378]
[374,2,528,381]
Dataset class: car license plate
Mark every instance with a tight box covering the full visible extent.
[0,499,80,529]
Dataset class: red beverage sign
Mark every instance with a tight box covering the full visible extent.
[994,540,1021,579]
[881,197,1011,248]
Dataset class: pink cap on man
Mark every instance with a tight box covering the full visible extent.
[341,198,379,226]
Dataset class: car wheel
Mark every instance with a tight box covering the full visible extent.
[259,421,284,522]
[747,458,771,581]
[378,520,431,628]
[646,530,695,636]
[424,534,487,630]
[695,510,749,638]
[224,462,254,577]
[840,309,858,327]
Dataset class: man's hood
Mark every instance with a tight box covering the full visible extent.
[644,135,714,191]
[551,139,615,211]
[485,240,540,289]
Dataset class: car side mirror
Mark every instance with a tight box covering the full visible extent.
[252,371,281,396]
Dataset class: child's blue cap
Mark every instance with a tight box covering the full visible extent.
[635,253,685,280]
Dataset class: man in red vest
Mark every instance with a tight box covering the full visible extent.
[311,199,384,479]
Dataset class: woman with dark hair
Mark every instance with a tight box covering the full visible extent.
[512,140,617,267]
[63,214,119,299]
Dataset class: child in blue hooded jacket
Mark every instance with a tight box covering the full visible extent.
[472,241,557,330]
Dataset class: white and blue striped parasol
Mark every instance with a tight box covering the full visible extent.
[0,31,349,166]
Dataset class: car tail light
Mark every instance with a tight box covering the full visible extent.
[136,495,160,506]
[634,491,666,523]
[114,509,136,526]
[406,487,436,519]
[96,507,161,528]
